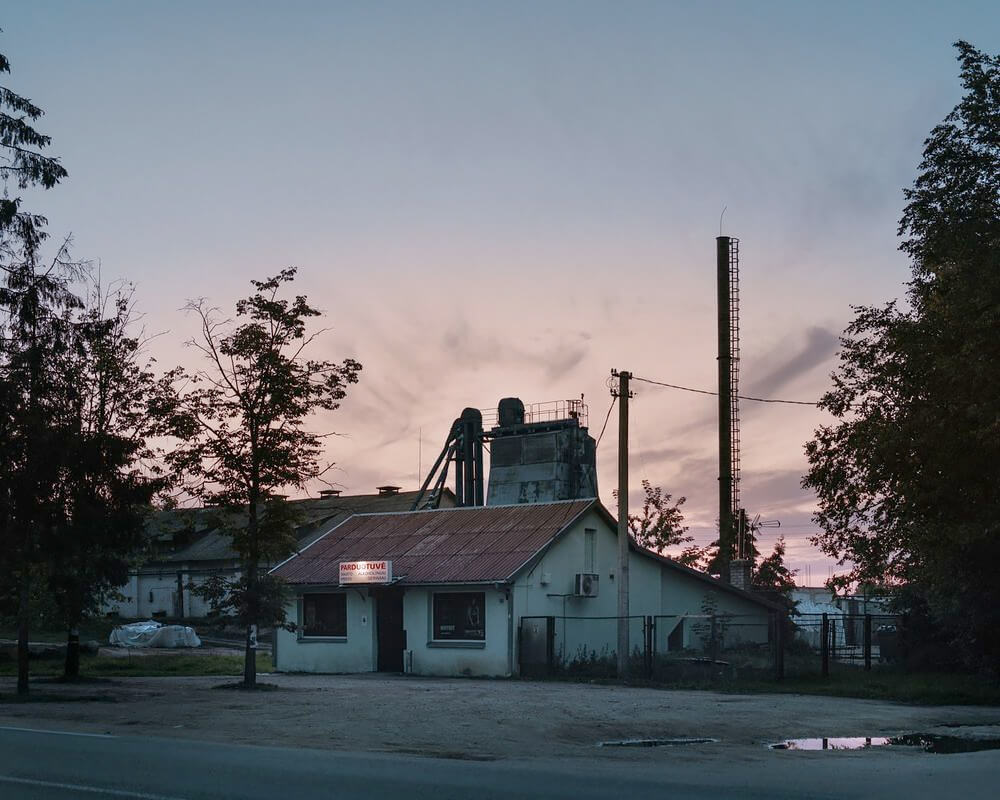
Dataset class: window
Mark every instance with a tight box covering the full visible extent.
[301,593,347,638]
[584,528,596,573]
[433,592,486,641]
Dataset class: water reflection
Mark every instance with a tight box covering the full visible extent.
[771,737,890,750]
[770,735,1000,753]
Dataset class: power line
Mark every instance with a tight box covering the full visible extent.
[596,395,616,447]
[631,375,822,406]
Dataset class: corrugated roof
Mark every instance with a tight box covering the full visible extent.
[271,500,595,585]
[153,490,454,566]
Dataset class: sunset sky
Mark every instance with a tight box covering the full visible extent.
[4,2,999,583]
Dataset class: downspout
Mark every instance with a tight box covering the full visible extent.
[506,585,514,677]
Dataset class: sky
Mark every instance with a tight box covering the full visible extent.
[3,1,999,584]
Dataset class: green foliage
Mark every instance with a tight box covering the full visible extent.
[803,42,1000,670]
[620,480,706,567]
[47,284,165,656]
[159,269,361,685]
[0,49,67,255]
[752,536,797,593]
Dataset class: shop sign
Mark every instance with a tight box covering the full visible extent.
[339,560,393,585]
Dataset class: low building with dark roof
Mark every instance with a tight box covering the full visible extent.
[269,499,779,677]
[104,489,454,619]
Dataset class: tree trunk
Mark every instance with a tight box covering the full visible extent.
[17,578,30,697]
[64,626,80,680]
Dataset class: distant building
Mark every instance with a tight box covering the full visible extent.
[103,489,454,619]
[269,499,779,677]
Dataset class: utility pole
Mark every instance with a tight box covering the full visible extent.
[612,369,633,679]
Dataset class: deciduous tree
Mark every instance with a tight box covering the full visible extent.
[160,269,361,688]
[803,42,1000,670]
[620,480,705,568]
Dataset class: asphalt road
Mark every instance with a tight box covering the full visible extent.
[1,725,998,799]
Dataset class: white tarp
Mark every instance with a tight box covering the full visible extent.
[109,620,201,648]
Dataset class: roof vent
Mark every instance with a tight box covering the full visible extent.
[319,489,342,497]
[377,485,401,496]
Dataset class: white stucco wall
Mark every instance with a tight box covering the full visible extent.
[404,586,511,677]
[104,574,140,617]
[275,589,375,673]
[656,567,771,652]
[272,505,773,677]
[510,509,772,669]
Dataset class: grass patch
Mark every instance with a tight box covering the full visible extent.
[0,619,120,645]
[211,681,282,691]
[526,665,1000,705]
[0,692,118,704]
[0,652,272,679]
[636,669,1000,705]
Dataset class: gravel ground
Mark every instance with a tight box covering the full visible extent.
[2,673,999,763]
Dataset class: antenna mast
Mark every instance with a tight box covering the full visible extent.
[717,236,743,579]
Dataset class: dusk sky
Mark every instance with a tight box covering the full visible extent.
[4,2,999,583]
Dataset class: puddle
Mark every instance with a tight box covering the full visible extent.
[599,737,718,748]
[769,735,1000,754]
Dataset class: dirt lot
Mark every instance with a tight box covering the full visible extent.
[2,673,999,762]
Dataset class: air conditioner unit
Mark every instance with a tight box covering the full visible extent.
[574,573,599,597]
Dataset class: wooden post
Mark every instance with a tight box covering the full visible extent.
[616,370,631,679]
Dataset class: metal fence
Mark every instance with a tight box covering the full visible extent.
[519,613,781,681]
[518,612,903,682]
[786,613,901,677]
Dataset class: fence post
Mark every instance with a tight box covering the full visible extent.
[864,614,872,671]
[644,616,654,679]
[546,616,555,676]
[774,611,785,681]
[821,613,829,677]
[710,615,719,663]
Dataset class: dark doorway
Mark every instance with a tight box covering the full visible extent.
[376,589,405,672]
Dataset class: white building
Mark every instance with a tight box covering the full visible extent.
[270,499,779,677]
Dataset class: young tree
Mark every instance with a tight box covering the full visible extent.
[618,480,705,567]
[161,269,361,688]
[752,536,797,594]
[803,42,1000,669]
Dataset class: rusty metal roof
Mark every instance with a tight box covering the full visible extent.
[270,499,596,585]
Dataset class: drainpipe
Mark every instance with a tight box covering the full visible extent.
[504,584,514,677]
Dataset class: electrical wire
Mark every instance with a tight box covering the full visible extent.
[595,395,616,447]
[631,375,822,406]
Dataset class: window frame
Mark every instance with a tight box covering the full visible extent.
[429,591,487,648]
[298,591,349,642]
[584,528,596,574]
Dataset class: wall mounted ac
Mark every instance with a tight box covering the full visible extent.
[574,573,599,597]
